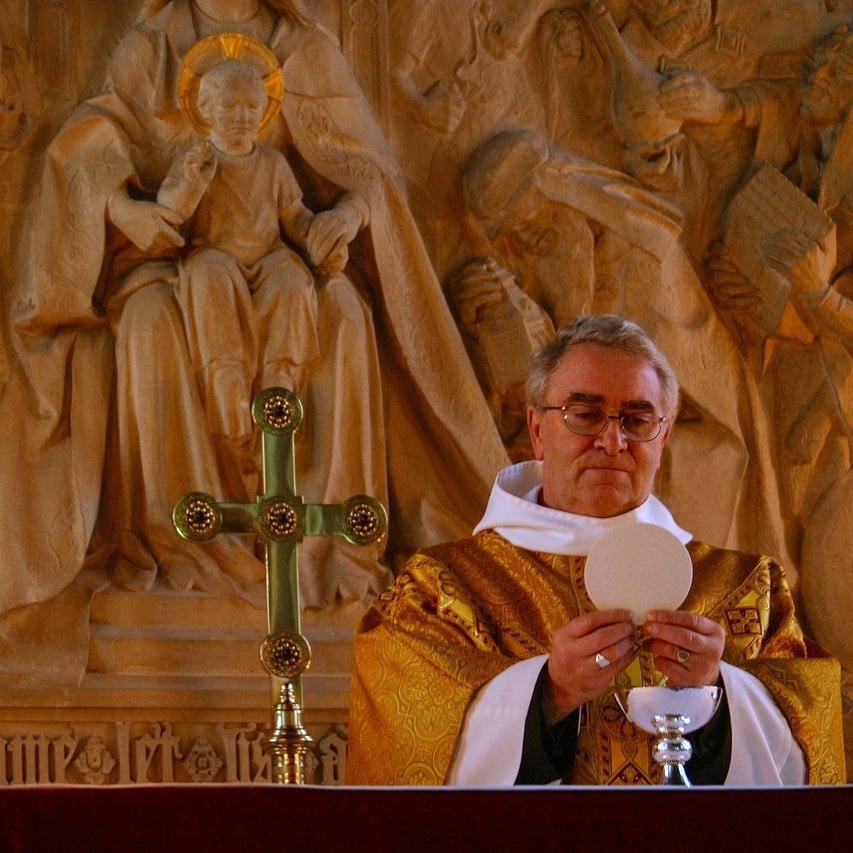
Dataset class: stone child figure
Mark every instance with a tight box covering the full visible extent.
[157,57,352,445]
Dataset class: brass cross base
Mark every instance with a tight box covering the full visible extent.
[259,628,313,784]
[265,681,313,785]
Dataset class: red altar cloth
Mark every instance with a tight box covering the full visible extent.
[1,784,850,852]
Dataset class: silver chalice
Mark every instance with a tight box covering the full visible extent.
[616,685,723,786]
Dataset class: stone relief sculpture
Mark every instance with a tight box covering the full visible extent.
[0,0,851,779]
[706,23,853,690]
[388,0,556,277]
[605,0,813,261]
[0,0,508,679]
[155,55,331,459]
[0,33,41,389]
[146,47,382,596]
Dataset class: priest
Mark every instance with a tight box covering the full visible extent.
[347,314,845,785]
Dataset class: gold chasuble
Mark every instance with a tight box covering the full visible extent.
[347,531,844,785]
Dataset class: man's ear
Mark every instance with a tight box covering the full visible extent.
[527,405,545,460]
[660,417,674,447]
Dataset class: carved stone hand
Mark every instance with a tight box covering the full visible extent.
[106,189,185,253]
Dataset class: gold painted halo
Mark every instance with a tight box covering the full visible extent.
[178,33,284,134]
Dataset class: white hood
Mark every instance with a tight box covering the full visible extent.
[473,461,691,555]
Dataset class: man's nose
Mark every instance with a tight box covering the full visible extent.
[593,417,628,452]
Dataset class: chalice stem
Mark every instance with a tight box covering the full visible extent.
[653,714,693,786]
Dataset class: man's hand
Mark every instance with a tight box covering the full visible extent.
[544,609,635,726]
[107,189,185,253]
[641,610,725,686]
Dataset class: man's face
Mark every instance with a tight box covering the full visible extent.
[527,343,672,517]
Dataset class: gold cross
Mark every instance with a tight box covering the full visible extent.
[172,387,387,783]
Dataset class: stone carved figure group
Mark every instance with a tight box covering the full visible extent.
[0,0,850,699]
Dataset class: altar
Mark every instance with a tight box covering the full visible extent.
[2,785,851,852]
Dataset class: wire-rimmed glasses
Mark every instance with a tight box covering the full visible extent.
[539,403,667,442]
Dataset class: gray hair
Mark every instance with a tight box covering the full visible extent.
[526,314,680,417]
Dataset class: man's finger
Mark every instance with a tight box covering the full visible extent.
[563,608,633,638]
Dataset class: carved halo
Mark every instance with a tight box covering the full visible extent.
[178,33,284,134]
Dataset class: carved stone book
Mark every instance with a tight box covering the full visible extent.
[724,162,835,334]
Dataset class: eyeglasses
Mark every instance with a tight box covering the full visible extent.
[539,403,667,442]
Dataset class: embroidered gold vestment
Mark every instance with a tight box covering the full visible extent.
[347,531,844,784]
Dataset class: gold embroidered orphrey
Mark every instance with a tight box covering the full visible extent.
[178,32,285,134]
[173,388,387,784]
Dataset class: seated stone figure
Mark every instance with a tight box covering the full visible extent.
[99,34,384,598]
[0,0,507,682]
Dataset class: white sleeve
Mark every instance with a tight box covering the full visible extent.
[720,661,806,786]
[446,655,548,786]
